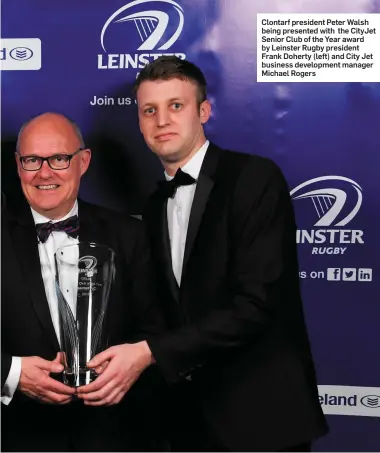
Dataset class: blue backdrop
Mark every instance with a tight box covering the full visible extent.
[2,1,379,451]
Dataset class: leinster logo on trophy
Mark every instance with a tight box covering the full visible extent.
[54,242,115,387]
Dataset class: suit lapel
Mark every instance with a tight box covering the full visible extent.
[161,199,180,303]
[182,144,221,279]
[9,203,60,351]
[77,200,104,245]
[150,193,180,303]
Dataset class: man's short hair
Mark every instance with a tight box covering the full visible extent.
[133,56,207,106]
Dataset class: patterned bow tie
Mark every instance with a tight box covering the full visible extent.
[35,215,79,243]
[157,168,196,198]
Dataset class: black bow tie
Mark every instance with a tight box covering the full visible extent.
[157,168,196,198]
[35,215,79,243]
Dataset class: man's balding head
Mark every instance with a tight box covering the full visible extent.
[17,112,85,153]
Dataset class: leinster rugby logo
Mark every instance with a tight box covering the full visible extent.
[98,0,186,69]
[290,176,363,227]
[290,176,364,255]
[101,0,184,52]
[79,256,98,277]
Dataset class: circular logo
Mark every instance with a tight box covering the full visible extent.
[10,47,34,61]
[361,395,380,408]
[101,0,184,52]
[79,256,98,271]
[290,176,363,227]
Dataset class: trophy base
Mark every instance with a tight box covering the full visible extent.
[63,368,98,387]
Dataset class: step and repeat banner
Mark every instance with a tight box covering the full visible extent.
[1,1,379,451]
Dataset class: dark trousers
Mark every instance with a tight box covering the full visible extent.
[164,382,312,453]
[280,443,311,452]
[165,382,227,452]
[2,396,162,452]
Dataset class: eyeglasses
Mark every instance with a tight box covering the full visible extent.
[18,148,85,171]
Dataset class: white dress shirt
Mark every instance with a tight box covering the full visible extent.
[166,140,209,285]
[1,201,79,405]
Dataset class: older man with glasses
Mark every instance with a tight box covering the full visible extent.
[1,112,166,452]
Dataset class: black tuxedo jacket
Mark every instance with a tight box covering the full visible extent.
[1,199,165,451]
[144,144,328,452]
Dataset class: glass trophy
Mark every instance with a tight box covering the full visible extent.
[54,242,115,387]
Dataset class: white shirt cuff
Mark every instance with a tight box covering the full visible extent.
[1,357,22,405]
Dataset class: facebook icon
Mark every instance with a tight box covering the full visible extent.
[327,268,341,281]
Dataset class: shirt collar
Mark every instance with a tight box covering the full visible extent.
[31,200,79,225]
[165,140,209,181]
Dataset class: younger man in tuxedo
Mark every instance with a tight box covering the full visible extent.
[78,57,328,452]
[1,112,165,451]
